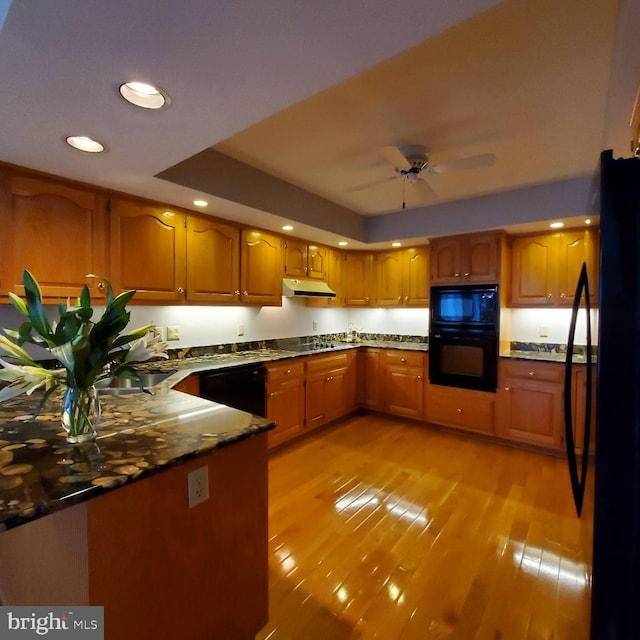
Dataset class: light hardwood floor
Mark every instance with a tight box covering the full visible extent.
[256,413,593,640]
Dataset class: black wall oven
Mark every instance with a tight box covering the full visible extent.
[428,284,499,392]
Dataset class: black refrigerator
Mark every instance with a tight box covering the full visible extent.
[589,149,640,639]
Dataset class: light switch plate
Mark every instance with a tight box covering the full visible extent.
[167,326,181,341]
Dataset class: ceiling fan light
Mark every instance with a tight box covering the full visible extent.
[119,81,170,109]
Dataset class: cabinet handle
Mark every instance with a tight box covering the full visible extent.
[365,297,369,302]
[454,273,460,278]
[528,371,535,376]
[504,387,510,391]
[401,358,406,363]
[177,287,185,294]
[404,296,409,302]
[269,392,275,398]
[464,272,470,277]
[417,375,422,380]
[243,291,248,296]
[97,281,106,291]
[397,296,402,302]
[560,292,566,298]
[547,293,552,298]
[286,369,291,375]
[234,290,240,296]
[457,408,463,414]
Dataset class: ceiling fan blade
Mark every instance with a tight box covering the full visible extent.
[430,152,496,174]
[414,177,437,200]
[346,175,398,193]
[379,145,411,169]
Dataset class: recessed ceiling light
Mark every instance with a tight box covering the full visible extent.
[391,242,402,247]
[65,136,104,153]
[549,221,564,229]
[585,219,592,225]
[282,225,294,231]
[338,241,348,247]
[193,200,208,207]
[119,81,170,109]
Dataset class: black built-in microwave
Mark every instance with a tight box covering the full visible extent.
[430,284,499,331]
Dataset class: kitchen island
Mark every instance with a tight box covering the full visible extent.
[0,383,273,639]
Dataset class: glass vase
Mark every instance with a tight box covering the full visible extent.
[61,385,101,444]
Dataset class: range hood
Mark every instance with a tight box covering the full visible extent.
[282,278,336,298]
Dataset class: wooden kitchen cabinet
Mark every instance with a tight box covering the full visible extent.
[110,196,186,302]
[283,238,328,281]
[240,229,284,305]
[572,363,596,455]
[266,359,305,448]
[186,216,240,304]
[426,383,495,435]
[496,359,564,450]
[430,231,501,285]
[510,228,599,307]
[381,350,425,418]
[377,246,430,307]
[1,170,107,299]
[305,352,355,429]
[356,348,382,410]
[344,252,376,306]
[172,374,201,397]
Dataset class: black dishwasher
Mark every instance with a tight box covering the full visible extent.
[199,364,266,416]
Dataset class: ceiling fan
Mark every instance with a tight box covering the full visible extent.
[351,144,496,209]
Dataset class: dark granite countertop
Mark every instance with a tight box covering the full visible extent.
[0,385,273,532]
[500,349,596,364]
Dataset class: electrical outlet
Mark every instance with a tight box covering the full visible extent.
[167,325,181,341]
[313,320,318,331]
[187,466,209,508]
[149,325,164,342]
[238,324,244,336]
[539,325,549,337]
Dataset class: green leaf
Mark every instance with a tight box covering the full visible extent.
[8,292,28,316]
[22,270,53,344]
[31,383,60,420]
[79,284,91,309]
[110,289,136,310]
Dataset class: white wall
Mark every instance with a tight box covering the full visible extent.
[0,302,595,353]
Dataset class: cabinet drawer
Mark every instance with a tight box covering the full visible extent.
[266,359,305,381]
[382,350,425,369]
[500,359,563,383]
[427,385,495,434]
[305,352,350,373]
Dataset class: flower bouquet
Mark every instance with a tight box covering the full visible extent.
[0,271,167,442]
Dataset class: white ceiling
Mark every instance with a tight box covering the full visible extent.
[0,0,638,249]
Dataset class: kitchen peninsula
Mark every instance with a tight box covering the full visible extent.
[0,381,274,639]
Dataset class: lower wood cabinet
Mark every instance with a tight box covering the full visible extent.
[356,348,382,410]
[381,350,425,418]
[426,383,495,435]
[172,374,201,397]
[265,360,305,449]
[496,359,564,450]
[571,363,597,455]
[305,352,356,430]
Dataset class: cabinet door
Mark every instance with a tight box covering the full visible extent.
[557,229,599,307]
[404,246,430,306]
[240,230,283,305]
[8,173,106,299]
[186,216,240,304]
[267,376,305,448]
[173,375,201,397]
[466,232,499,283]
[510,234,555,306]
[384,366,424,418]
[357,349,381,409]
[326,248,344,306]
[282,238,308,278]
[377,250,404,306]
[326,369,348,421]
[572,364,596,455]
[110,197,186,302]
[344,252,375,306]
[307,245,328,280]
[430,237,461,284]
[426,384,495,434]
[305,372,327,429]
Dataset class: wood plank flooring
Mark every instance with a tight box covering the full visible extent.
[256,413,593,640]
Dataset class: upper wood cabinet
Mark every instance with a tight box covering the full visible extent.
[377,246,430,307]
[0,170,107,300]
[282,239,328,281]
[344,252,376,306]
[186,217,240,304]
[240,229,283,305]
[431,231,501,285]
[510,228,599,307]
[110,197,186,303]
